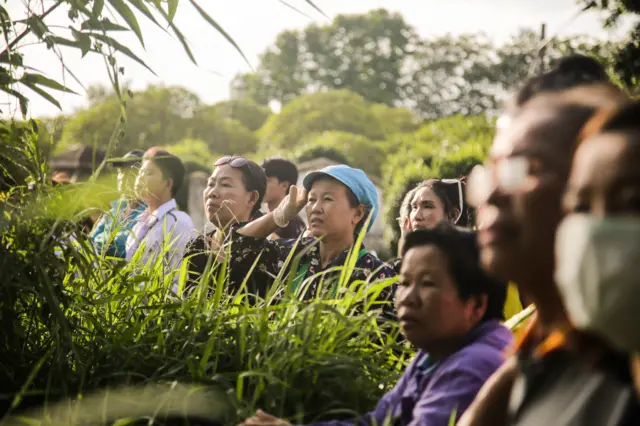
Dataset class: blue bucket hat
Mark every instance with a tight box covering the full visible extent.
[302,164,379,232]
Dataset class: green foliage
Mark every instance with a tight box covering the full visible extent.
[233,10,623,119]
[0,173,407,423]
[57,85,259,156]
[0,0,247,118]
[0,120,47,191]
[211,99,272,132]
[163,138,216,167]
[371,104,422,136]
[297,132,386,177]
[296,145,351,166]
[258,90,385,150]
[231,9,419,107]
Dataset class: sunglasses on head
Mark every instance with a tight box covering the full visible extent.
[214,155,249,168]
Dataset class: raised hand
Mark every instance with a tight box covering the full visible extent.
[273,185,308,228]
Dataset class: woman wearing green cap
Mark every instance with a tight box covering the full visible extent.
[228,164,396,301]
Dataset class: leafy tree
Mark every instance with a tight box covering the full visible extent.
[190,107,258,154]
[296,146,350,166]
[578,0,640,90]
[297,132,385,177]
[211,99,271,132]
[57,85,258,156]
[233,8,620,119]
[231,9,420,107]
[164,139,216,168]
[257,90,385,150]
[370,104,421,136]
[58,85,200,154]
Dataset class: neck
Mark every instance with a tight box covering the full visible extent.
[424,327,480,362]
[146,194,172,212]
[319,235,353,268]
[517,271,570,334]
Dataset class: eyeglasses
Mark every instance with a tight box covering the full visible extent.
[466,156,531,207]
[214,155,249,168]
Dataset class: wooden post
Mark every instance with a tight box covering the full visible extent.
[538,23,547,74]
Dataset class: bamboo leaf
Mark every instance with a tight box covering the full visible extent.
[92,0,105,17]
[91,33,157,75]
[167,0,179,22]
[127,0,163,29]
[153,5,197,64]
[81,18,129,32]
[20,73,76,94]
[106,0,145,47]
[304,0,330,20]
[20,80,62,110]
[187,0,251,68]
[71,28,92,57]
[0,86,29,116]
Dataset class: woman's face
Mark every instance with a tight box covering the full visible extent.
[476,106,579,282]
[409,187,447,230]
[396,244,485,351]
[564,132,640,218]
[203,165,257,229]
[305,178,365,240]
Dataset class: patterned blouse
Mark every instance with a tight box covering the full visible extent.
[184,222,398,311]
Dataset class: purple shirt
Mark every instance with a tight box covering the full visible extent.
[309,320,513,426]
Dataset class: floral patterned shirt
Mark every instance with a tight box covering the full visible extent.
[228,223,397,309]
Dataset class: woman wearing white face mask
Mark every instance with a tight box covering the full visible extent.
[556,100,640,401]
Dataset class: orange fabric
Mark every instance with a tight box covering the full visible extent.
[511,313,572,359]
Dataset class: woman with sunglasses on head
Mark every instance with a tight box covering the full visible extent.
[227,164,396,306]
[184,155,269,296]
[396,178,524,321]
[458,56,631,426]
[398,178,466,256]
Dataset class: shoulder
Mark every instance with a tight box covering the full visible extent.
[359,253,397,279]
[441,324,513,379]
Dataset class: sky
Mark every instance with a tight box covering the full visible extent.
[3,0,635,119]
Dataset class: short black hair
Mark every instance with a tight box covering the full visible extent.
[402,223,507,321]
[262,158,299,186]
[144,147,185,197]
[514,54,610,109]
[239,159,267,217]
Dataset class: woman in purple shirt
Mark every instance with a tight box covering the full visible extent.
[240,223,513,426]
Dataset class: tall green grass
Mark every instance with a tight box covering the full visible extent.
[0,126,409,425]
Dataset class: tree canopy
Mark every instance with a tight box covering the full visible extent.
[232,9,624,120]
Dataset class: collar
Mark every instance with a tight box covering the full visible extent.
[143,199,178,224]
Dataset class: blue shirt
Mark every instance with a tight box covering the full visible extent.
[90,198,146,258]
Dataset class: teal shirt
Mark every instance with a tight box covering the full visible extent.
[90,199,146,258]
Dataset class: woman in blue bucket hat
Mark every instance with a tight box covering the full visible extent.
[227,164,396,304]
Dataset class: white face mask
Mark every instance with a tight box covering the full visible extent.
[555,214,640,352]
